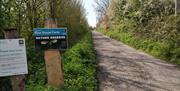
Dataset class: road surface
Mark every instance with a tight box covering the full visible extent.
[92,31,180,91]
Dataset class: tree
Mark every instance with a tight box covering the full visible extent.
[95,0,110,29]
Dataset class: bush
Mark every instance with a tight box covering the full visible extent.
[26,32,97,91]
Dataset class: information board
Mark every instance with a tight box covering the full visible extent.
[33,28,68,51]
[0,39,28,77]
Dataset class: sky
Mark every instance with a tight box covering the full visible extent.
[83,0,97,27]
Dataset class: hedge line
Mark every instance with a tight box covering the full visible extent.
[97,29,180,66]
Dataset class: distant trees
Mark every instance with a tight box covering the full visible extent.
[96,0,176,34]
[95,0,110,29]
[95,0,110,15]
[96,0,180,65]
[106,0,175,24]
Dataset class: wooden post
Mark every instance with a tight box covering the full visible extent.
[175,0,180,16]
[176,0,177,15]
[3,28,25,91]
[44,19,64,87]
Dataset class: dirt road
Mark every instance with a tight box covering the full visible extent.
[92,31,180,91]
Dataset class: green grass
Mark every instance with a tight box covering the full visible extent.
[26,32,97,91]
[97,29,180,65]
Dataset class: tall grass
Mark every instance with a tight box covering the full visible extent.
[98,29,180,65]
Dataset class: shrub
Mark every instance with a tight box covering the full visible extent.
[26,32,97,91]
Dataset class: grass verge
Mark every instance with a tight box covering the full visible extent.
[97,29,180,65]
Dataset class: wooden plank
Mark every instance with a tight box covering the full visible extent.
[44,50,64,86]
[175,0,180,15]
[44,19,64,87]
[3,28,25,91]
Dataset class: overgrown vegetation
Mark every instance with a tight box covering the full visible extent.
[27,32,97,91]
[0,0,97,90]
[96,0,180,65]
[0,0,89,45]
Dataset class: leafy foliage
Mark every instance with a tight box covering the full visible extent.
[98,29,180,65]
[26,32,97,91]
[97,0,180,65]
[62,32,97,91]
[0,0,89,45]
[0,0,96,90]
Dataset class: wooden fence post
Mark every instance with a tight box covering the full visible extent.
[3,28,25,91]
[175,0,180,16]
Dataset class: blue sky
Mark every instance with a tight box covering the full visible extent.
[83,0,97,27]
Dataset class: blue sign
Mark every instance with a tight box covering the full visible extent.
[33,28,68,51]
[33,28,67,36]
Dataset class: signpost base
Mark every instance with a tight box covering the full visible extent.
[44,50,64,87]
[11,75,25,91]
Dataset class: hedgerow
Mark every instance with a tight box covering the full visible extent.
[98,28,180,65]
[97,0,179,66]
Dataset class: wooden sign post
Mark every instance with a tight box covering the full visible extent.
[44,19,64,87]
[3,28,25,91]
[175,0,180,16]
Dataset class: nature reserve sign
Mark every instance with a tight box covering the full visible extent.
[0,39,28,77]
[33,28,68,51]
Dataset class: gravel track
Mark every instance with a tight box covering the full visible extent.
[92,31,180,91]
